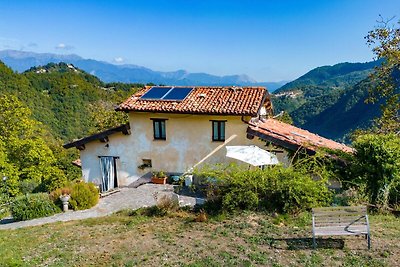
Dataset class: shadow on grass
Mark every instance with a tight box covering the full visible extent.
[0,218,14,224]
[271,237,344,250]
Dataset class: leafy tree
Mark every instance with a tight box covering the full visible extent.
[0,95,67,195]
[88,100,128,133]
[352,133,400,210]
[365,17,400,134]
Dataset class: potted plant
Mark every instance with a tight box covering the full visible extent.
[151,171,168,184]
[59,187,72,212]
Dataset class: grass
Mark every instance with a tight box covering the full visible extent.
[0,210,399,266]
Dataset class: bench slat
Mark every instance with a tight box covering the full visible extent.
[314,217,366,224]
[313,211,366,216]
[314,222,367,227]
[315,225,368,236]
[313,206,366,212]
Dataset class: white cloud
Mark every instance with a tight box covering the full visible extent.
[113,57,124,63]
[55,43,74,50]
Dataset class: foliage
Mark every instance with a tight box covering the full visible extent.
[274,111,293,124]
[195,163,332,214]
[156,171,167,178]
[133,194,180,217]
[69,182,99,210]
[0,95,67,196]
[22,62,139,140]
[10,193,61,221]
[18,179,40,194]
[49,186,73,207]
[365,17,400,134]
[351,133,400,210]
[88,100,128,133]
[271,61,382,141]
[333,187,369,206]
[0,61,139,193]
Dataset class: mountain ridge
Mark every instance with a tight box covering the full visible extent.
[271,60,382,141]
[0,49,286,91]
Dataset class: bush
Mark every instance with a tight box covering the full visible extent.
[69,182,99,210]
[196,163,332,214]
[332,187,369,206]
[351,133,400,210]
[18,179,39,194]
[10,193,61,221]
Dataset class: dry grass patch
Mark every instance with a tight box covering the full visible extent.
[0,210,398,266]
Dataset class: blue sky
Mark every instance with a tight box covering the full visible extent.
[0,0,399,81]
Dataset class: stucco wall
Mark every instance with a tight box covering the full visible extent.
[79,112,289,186]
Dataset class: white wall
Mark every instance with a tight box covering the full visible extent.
[79,112,289,187]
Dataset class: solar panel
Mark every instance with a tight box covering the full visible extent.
[140,87,172,99]
[162,87,194,100]
[140,86,194,101]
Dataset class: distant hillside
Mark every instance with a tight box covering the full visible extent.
[0,50,285,91]
[272,61,382,141]
[302,79,381,140]
[0,61,139,141]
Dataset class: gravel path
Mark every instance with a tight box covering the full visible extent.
[0,184,204,230]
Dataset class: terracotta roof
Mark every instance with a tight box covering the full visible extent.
[117,86,269,116]
[247,118,354,153]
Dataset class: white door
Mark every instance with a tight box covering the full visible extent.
[99,156,118,192]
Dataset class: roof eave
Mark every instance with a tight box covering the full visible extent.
[114,109,258,117]
[63,123,131,150]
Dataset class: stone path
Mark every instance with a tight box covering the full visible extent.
[0,184,204,230]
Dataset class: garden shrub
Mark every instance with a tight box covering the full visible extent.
[351,133,400,210]
[69,182,99,210]
[196,163,332,214]
[332,187,369,206]
[131,194,180,217]
[10,193,61,221]
[18,179,39,194]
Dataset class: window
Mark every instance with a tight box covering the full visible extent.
[212,120,226,141]
[152,119,166,140]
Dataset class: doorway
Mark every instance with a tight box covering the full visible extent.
[99,156,119,192]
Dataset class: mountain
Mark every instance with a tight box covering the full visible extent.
[0,50,285,91]
[271,61,383,141]
[0,61,138,141]
[302,79,381,140]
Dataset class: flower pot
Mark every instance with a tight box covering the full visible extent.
[151,176,167,184]
[59,194,71,212]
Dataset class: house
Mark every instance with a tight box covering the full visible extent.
[64,86,352,192]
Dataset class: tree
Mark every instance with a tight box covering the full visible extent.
[352,133,400,210]
[0,95,67,195]
[87,100,128,133]
[365,17,400,134]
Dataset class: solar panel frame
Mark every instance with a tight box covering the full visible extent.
[140,87,173,100]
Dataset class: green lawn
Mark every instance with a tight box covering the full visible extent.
[0,210,399,266]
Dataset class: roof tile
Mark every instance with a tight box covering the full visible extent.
[117,86,268,116]
[248,118,354,153]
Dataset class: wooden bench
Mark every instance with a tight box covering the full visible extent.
[312,206,370,249]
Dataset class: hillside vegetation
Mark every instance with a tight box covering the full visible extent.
[272,61,382,140]
[0,61,140,194]
[0,61,140,141]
